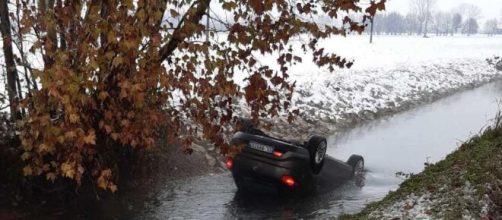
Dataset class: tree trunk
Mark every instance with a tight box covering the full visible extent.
[369,17,374,44]
[423,18,428,38]
[0,0,21,120]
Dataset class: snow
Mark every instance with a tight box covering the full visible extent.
[290,35,502,75]
[281,35,502,127]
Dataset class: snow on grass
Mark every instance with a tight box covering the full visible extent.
[367,181,489,220]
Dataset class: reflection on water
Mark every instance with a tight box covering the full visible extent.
[91,81,502,219]
[130,173,366,220]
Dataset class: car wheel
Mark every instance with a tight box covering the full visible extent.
[347,155,365,185]
[305,135,327,174]
[238,118,265,136]
[233,175,245,191]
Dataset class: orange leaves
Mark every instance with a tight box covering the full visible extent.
[244,73,267,102]
[60,162,75,179]
[296,3,312,14]
[107,31,117,44]
[264,0,274,11]
[18,0,169,193]
[22,166,33,176]
[366,0,387,16]
[97,169,117,193]
[21,152,31,161]
[222,2,238,11]
[38,143,54,153]
[98,91,109,101]
[69,113,79,124]
[112,56,124,67]
[271,75,284,86]
[64,131,77,140]
[83,130,96,145]
[136,8,147,22]
[111,133,120,141]
[249,0,265,14]
[252,39,268,54]
[121,38,139,51]
[104,124,113,134]
[169,9,179,17]
[110,184,118,193]
[46,173,56,182]
[123,0,134,9]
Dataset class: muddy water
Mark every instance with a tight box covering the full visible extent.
[94,81,502,219]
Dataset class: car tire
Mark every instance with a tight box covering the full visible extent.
[305,135,327,175]
[238,118,265,136]
[347,155,364,177]
[233,175,245,191]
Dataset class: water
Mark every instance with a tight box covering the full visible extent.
[98,81,502,219]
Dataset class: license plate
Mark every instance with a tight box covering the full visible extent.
[248,141,274,153]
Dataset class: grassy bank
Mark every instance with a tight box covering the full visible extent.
[341,113,502,219]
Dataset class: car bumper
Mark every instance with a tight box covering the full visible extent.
[231,151,313,191]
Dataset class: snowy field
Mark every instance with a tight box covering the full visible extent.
[290,35,502,73]
[280,35,502,130]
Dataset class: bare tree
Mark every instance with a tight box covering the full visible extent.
[410,0,437,37]
[369,16,375,43]
[405,13,421,35]
[455,3,482,36]
[457,4,482,21]
[433,12,452,36]
[385,12,406,35]
[451,13,463,35]
[463,18,479,35]
[484,19,498,36]
[444,13,453,36]
[371,13,385,35]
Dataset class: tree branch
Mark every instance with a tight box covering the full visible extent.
[158,0,211,62]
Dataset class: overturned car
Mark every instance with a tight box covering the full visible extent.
[227,122,365,194]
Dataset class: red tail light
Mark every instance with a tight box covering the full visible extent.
[273,150,284,158]
[226,158,233,170]
[281,175,295,187]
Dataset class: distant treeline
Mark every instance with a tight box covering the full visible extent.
[364,3,500,37]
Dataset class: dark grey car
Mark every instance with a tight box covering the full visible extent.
[228,130,364,194]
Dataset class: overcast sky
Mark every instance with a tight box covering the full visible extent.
[385,0,501,24]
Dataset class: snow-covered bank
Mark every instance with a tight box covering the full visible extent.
[293,58,502,131]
